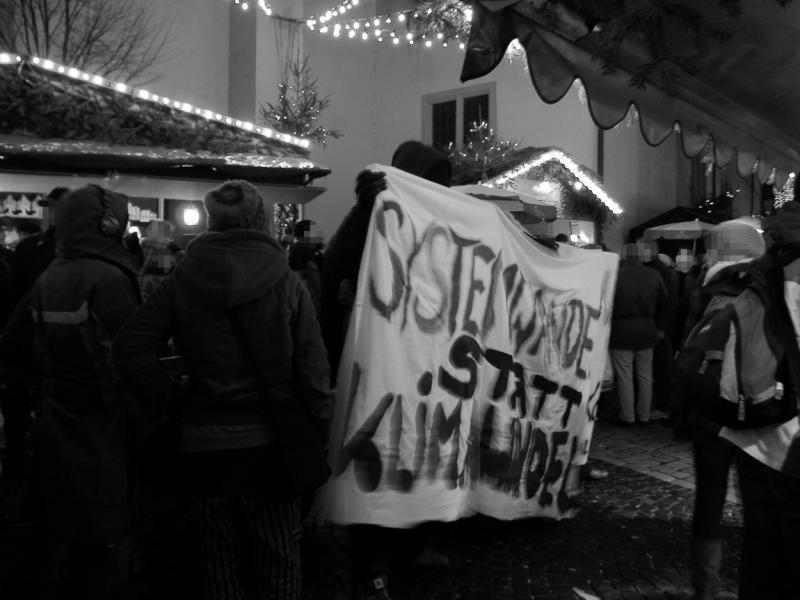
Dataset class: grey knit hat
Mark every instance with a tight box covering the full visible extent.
[203,180,268,232]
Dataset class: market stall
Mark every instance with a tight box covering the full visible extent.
[451,140,622,244]
[0,52,330,240]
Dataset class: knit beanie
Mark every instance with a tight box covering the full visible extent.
[391,141,452,187]
[203,180,268,232]
[706,220,765,262]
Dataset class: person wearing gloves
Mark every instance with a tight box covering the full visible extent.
[114,180,332,600]
[321,141,452,600]
[673,220,766,600]
[718,203,800,600]
[321,140,452,386]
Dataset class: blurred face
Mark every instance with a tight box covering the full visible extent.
[676,250,692,273]
[708,238,756,264]
[640,241,657,262]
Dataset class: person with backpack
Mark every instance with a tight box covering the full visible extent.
[714,203,800,599]
[672,220,766,600]
[113,180,332,600]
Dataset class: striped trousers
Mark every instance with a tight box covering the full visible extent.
[196,496,302,600]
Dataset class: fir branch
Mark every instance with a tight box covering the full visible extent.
[259,55,341,146]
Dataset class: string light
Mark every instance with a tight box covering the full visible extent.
[306,3,471,48]
[307,0,359,28]
[485,150,623,214]
[2,53,311,149]
[230,0,272,16]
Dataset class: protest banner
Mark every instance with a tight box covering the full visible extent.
[325,166,618,526]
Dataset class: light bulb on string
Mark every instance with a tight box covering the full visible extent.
[348,29,356,38]
[361,32,368,40]
[353,21,360,29]
[393,37,400,45]
[398,13,406,22]
[374,18,380,26]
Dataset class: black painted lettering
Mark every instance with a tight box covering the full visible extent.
[438,334,483,399]
[463,244,496,337]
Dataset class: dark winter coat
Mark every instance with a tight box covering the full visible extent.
[113,229,332,496]
[609,260,667,350]
[0,185,140,543]
[321,141,452,384]
[12,228,56,303]
[0,246,14,329]
[645,258,679,332]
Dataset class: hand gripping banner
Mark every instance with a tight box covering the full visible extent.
[325,166,618,526]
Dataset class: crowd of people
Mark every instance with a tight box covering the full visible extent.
[0,140,798,600]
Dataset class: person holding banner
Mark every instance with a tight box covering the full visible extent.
[322,141,452,600]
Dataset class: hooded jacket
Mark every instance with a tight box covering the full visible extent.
[609,258,668,349]
[321,141,452,383]
[0,185,140,542]
[113,230,332,462]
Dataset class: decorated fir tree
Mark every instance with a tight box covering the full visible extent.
[259,56,341,146]
[448,121,520,183]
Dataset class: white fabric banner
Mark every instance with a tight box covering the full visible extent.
[325,166,618,526]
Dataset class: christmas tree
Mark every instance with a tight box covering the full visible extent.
[259,56,341,146]
[448,121,520,184]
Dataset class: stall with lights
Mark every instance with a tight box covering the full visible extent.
[0,52,330,242]
[451,142,622,244]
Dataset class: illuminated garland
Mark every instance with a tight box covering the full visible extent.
[485,149,624,215]
[229,0,474,50]
[309,0,361,25]
[230,0,273,16]
[0,52,311,150]
[307,1,471,47]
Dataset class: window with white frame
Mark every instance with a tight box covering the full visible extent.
[422,83,496,150]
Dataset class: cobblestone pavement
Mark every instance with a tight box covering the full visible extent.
[0,416,742,600]
[302,418,743,600]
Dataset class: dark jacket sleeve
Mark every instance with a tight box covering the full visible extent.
[653,274,668,334]
[289,273,333,445]
[113,278,180,408]
[321,201,374,384]
[0,291,34,378]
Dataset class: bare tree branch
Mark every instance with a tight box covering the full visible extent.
[3,0,171,83]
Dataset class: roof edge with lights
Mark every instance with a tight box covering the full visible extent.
[0,52,311,152]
